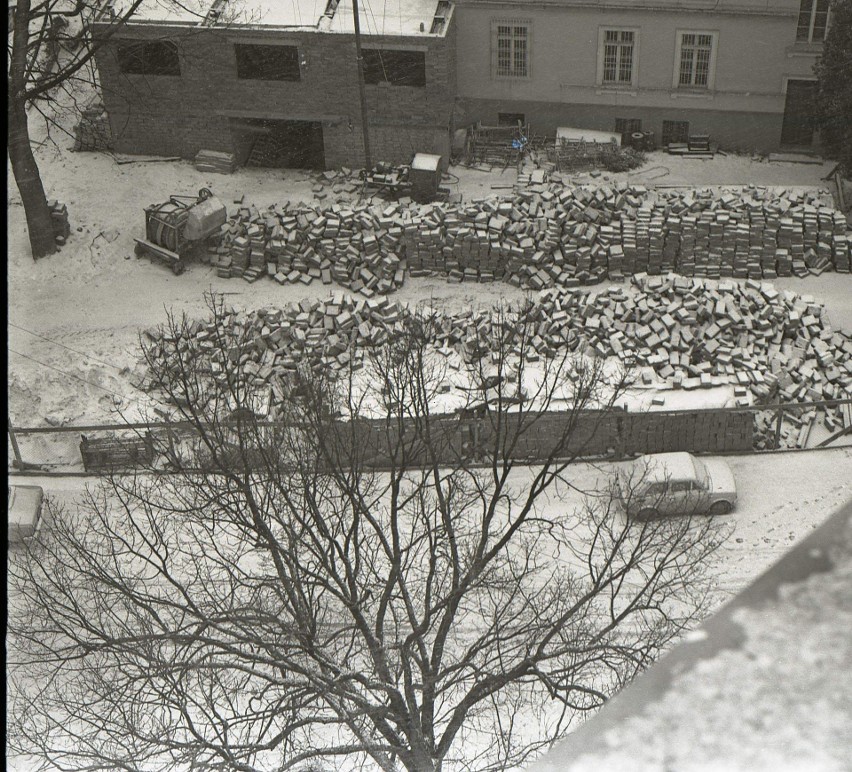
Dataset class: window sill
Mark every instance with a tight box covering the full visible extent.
[494,75,531,81]
[596,86,638,96]
[670,89,714,100]
[786,42,824,57]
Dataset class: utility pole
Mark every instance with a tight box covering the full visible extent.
[351,0,372,170]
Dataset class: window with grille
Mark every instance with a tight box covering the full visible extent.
[615,118,642,135]
[117,40,180,76]
[796,0,830,42]
[601,29,636,85]
[362,49,426,87]
[677,32,716,89]
[493,21,530,78]
[235,44,300,81]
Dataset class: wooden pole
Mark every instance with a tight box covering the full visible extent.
[8,415,24,469]
[351,0,372,170]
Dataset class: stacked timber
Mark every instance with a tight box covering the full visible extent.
[194,150,237,175]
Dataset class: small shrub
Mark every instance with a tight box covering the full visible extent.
[601,148,646,173]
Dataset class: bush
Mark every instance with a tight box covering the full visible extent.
[601,147,647,172]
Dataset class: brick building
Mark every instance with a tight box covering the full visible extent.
[453,0,829,153]
[93,0,456,168]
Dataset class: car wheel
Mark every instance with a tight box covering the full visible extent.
[710,500,733,516]
[636,507,658,521]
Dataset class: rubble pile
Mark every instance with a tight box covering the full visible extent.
[140,277,852,447]
[209,185,851,292]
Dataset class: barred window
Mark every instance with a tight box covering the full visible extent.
[493,21,530,78]
[677,32,715,88]
[602,29,635,85]
[796,0,830,42]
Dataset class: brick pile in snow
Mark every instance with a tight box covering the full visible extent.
[139,277,852,447]
[207,185,851,292]
[73,102,112,152]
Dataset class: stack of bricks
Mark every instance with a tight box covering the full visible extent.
[73,102,112,152]
[49,200,70,247]
[210,185,851,292]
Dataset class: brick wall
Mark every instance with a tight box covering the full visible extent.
[335,407,755,468]
[94,20,456,168]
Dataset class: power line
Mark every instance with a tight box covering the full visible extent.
[8,348,146,407]
[8,322,130,372]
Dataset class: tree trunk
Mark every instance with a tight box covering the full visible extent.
[8,97,57,259]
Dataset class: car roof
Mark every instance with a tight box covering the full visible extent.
[8,485,43,528]
[634,452,698,483]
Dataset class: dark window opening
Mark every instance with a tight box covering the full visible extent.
[117,40,180,76]
[796,0,830,42]
[662,120,690,145]
[498,112,525,128]
[235,44,300,81]
[363,49,426,87]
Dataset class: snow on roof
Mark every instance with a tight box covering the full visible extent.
[636,452,699,483]
[321,0,442,35]
[110,0,445,33]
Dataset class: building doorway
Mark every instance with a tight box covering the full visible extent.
[781,80,817,147]
[231,118,325,169]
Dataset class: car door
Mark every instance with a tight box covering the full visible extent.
[667,480,693,516]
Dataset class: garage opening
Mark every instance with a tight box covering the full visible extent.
[230,118,325,170]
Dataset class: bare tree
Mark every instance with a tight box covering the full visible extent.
[8,0,149,258]
[7,298,728,771]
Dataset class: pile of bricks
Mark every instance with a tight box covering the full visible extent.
[73,102,112,152]
[211,184,850,292]
[215,201,406,295]
[141,279,852,441]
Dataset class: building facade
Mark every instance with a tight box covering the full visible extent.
[93,0,456,169]
[453,0,829,152]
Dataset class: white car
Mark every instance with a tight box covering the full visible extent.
[8,485,44,544]
[618,452,737,519]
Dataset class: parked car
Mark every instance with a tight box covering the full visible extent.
[617,452,737,519]
[8,485,44,544]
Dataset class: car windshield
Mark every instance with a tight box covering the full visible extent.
[691,458,709,489]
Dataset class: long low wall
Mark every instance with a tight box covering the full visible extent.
[9,405,762,474]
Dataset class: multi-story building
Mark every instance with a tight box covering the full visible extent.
[93,0,456,168]
[453,0,829,152]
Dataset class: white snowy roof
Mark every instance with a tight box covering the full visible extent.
[109,0,449,34]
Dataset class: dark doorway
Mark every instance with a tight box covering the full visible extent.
[781,80,817,147]
[662,120,690,146]
[231,118,325,169]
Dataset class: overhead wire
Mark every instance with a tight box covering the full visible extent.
[8,321,132,373]
[8,348,147,406]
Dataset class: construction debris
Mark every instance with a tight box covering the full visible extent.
[208,184,851,291]
[139,278,852,450]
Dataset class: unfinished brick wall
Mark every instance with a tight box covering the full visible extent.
[94,21,456,168]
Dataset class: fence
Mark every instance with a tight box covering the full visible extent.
[9,399,852,476]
